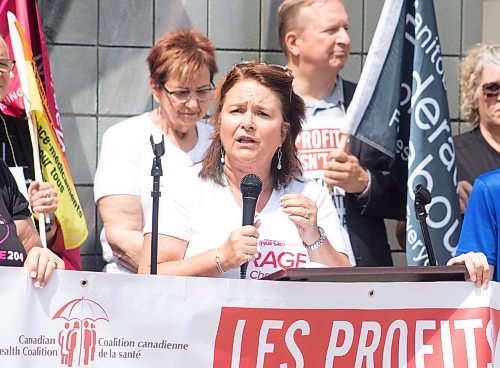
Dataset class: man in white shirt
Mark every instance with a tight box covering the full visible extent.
[278,0,406,266]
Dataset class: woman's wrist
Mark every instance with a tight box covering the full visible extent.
[302,226,327,251]
[215,247,225,274]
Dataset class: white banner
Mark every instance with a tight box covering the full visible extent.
[0,267,499,367]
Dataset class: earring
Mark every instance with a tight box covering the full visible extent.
[220,148,225,164]
[156,104,161,116]
[276,146,282,170]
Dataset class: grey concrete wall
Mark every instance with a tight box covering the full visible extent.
[38,0,488,270]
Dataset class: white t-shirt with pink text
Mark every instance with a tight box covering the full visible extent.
[295,76,355,265]
[146,164,351,279]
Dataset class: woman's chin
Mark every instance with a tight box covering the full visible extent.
[226,156,264,171]
[171,119,198,133]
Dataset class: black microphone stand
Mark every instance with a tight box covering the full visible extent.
[150,134,165,275]
[414,184,437,266]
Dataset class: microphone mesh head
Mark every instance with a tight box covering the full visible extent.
[414,184,432,204]
[240,174,263,199]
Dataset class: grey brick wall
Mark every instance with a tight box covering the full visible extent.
[38,0,499,270]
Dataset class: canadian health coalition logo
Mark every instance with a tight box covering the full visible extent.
[52,297,109,367]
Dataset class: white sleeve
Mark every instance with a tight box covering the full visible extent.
[143,168,193,242]
[94,124,143,201]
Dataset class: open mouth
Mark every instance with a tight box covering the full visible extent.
[237,137,257,144]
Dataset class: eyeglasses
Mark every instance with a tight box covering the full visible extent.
[233,61,294,102]
[233,61,293,78]
[482,82,500,98]
[0,59,15,73]
[162,84,214,103]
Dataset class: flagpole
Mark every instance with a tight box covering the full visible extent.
[8,12,47,247]
[28,115,48,247]
[327,102,350,194]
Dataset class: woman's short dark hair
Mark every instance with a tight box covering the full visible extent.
[147,28,217,86]
[200,63,305,188]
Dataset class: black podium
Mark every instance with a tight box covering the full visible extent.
[261,265,469,283]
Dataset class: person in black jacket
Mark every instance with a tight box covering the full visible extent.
[454,43,500,213]
[277,0,405,266]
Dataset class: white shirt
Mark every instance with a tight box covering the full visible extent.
[295,76,355,265]
[94,113,213,273]
[146,164,351,279]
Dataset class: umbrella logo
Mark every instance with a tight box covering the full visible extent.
[52,298,109,367]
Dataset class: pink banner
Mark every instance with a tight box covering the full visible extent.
[0,0,65,151]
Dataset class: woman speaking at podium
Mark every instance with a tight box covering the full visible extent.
[139,62,352,279]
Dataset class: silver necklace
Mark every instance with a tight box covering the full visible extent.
[0,113,19,166]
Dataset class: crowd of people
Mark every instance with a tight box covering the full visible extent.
[0,0,498,288]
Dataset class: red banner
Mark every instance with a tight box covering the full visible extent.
[215,307,497,367]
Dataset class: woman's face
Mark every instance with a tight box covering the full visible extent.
[220,79,286,171]
[0,40,11,101]
[477,63,500,131]
[152,65,211,134]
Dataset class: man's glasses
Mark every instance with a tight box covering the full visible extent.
[162,84,214,103]
[0,59,16,74]
[482,82,500,98]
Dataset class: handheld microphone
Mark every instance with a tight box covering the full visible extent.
[240,174,263,279]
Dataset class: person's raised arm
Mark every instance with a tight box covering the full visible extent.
[98,195,144,273]
[280,193,351,267]
[325,140,406,220]
[324,148,369,195]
